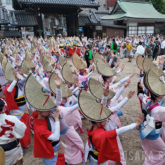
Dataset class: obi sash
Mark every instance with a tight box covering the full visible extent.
[140,101,162,140]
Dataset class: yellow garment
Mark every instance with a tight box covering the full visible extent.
[126,44,132,51]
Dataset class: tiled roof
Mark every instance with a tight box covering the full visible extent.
[10,11,38,26]
[101,0,165,20]
[16,0,100,8]
[79,13,91,26]
[79,10,126,28]
[0,6,10,24]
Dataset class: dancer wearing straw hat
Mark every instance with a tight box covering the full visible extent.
[78,85,144,165]
[96,59,136,105]
[0,98,26,165]
[4,64,31,149]
[72,53,95,91]
[139,69,165,165]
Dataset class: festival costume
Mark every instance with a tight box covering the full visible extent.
[0,112,26,165]
[24,73,65,165]
[78,90,139,165]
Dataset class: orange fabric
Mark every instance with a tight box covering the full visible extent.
[88,127,120,164]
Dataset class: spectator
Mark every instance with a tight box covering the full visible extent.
[111,39,118,55]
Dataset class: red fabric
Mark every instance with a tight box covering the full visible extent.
[60,49,64,54]
[33,111,54,158]
[5,85,19,111]
[69,48,74,56]
[95,49,98,52]
[88,127,120,164]
[19,113,31,148]
[76,48,81,56]
[57,153,65,165]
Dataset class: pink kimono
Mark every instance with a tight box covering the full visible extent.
[141,106,165,165]
[61,126,84,164]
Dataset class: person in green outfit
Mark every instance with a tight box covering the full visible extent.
[84,44,93,68]
[111,39,118,55]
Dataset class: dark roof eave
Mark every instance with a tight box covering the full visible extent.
[19,1,100,9]
[85,23,127,29]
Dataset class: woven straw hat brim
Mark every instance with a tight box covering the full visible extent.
[143,57,164,77]
[2,57,8,73]
[62,63,74,84]
[21,60,31,75]
[0,52,4,63]
[72,53,87,69]
[26,60,36,68]
[94,52,108,65]
[136,56,144,71]
[143,73,149,90]
[42,56,53,72]
[146,69,165,96]
[96,59,116,77]
[3,49,8,55]
[24,73,56,111]
[78,90,112,122]
[4,61,15,82]
[59,55,66,67]
[0,147,5,165]
[12,53,17,60]
[49,72,73,98]
[88,78,115,100]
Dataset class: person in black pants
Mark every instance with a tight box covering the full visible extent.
[84,45,92,68]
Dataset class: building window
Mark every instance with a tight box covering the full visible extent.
[138,26,154,35]
[6,0,12,4]
[128,26,137,36]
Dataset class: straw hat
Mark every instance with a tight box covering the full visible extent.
[31,45,35,54]
[146,69,165,96]
[4,61,15,82]
[21,60,31,75]
[3,49,8,55]
[59,55,66,67]
[72,53,87,69]
[2,57,8,72]
[88,78,115,100]
[0,147,5,165]
[96,59,116,77]
[78,90,112,122]
[62,63,74,84]
[12,51,17,60]
[55,47,59,53]
[142,57,163,77]
[0,52,4,63]
[49,72,72,98]
[25,52,36,68]
[24,73,56,111]
[136,55,144,71]
[42,56,53,72]
[94,52,108,65]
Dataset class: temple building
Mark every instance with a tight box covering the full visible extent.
[79,0,165,38]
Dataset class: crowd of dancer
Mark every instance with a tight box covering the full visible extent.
[0,34,165,165]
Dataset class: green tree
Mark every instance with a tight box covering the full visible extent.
[142,0,165,14]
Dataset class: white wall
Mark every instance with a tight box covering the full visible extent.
[81,0,107,13]
[1,0,14,10]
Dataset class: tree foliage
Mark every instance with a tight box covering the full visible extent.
[142,0,165,14]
